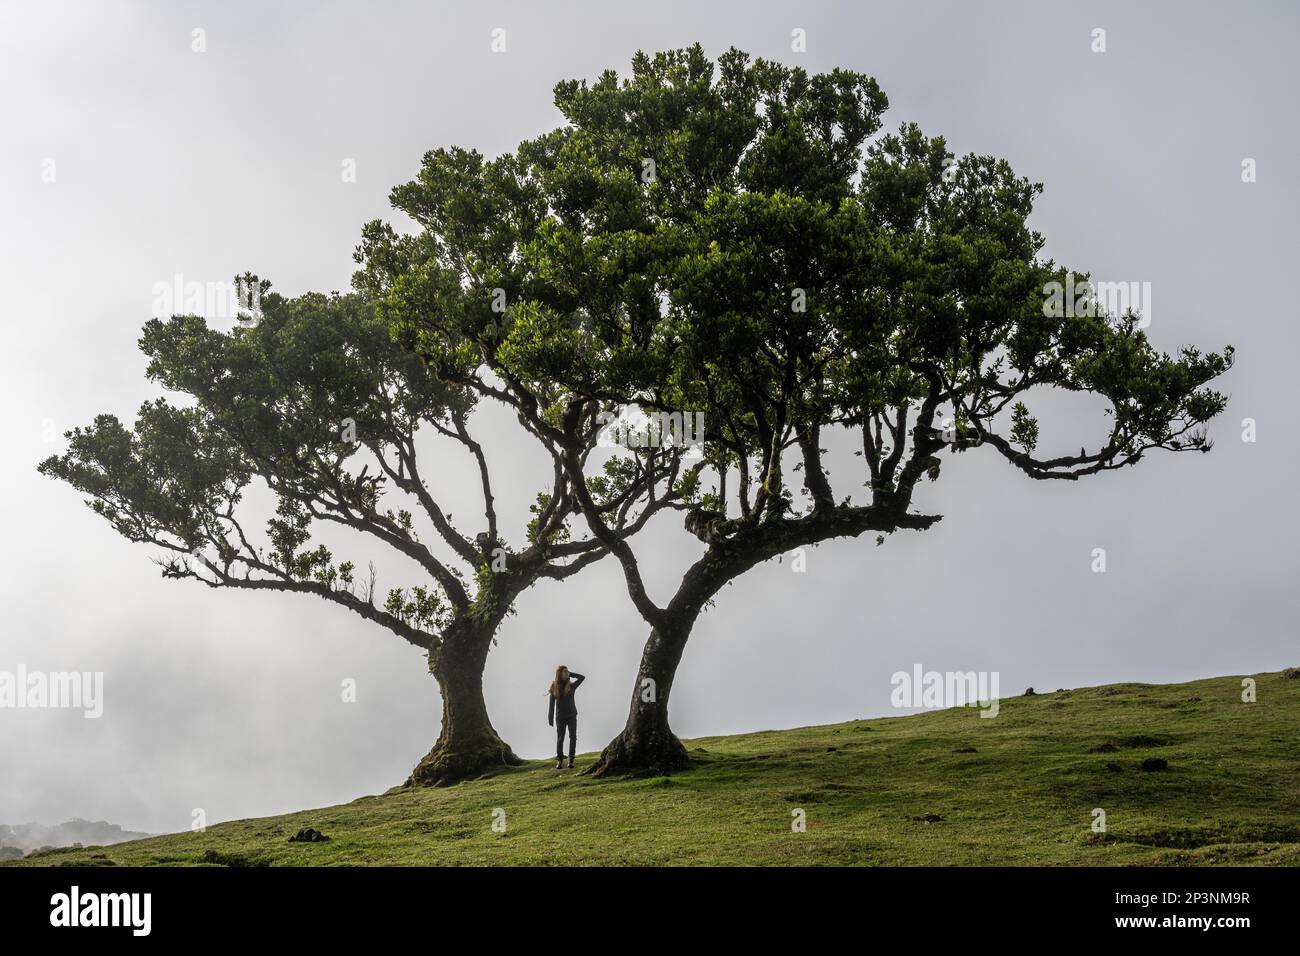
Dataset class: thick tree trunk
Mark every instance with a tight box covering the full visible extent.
[584,497,939,778]
[587,537,777,777]
[589,616,693,776]
[407,619,520,787]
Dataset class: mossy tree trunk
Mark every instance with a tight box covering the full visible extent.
[407,617,521,786]
[586,507,929,778]
[589,616,693,776]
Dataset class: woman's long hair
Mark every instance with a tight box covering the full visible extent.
[548,665,571,697]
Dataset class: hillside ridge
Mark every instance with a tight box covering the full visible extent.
[13,669,1299,866]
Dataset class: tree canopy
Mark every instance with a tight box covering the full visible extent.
[357,44,1233,773]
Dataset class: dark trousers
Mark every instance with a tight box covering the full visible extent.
[556,714,577,760]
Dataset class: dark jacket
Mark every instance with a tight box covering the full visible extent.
[548,673,585,725]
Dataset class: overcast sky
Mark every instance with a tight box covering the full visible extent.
[2,0,1296,836]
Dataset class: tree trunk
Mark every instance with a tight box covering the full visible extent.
[585,502,932,778]
[588,616,693,776]
[407,619,521,786]
[587,539,777,777]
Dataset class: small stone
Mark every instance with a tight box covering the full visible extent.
[1023,687,1036,696]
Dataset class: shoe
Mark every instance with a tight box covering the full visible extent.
[567,758,575,768]
[555,758,564,770]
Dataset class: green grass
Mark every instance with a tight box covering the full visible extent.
[13,670,1300,866]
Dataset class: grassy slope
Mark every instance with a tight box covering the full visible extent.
[15,670,1300,866]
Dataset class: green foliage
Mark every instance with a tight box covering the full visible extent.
[586,456,639,506]
[1010,402,1039,453]
[36,282,500,642]
[267,497,312,576]
[384,586,444,632]
[526,492,571,547]
[358,43,1232,540]
[38,401,249,552]
[674,467,702,505]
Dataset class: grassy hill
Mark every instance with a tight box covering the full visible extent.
[14,670,1300,866]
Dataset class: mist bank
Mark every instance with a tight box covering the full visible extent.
[0,819,150,857]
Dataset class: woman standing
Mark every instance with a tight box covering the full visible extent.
[547,666,585,769]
